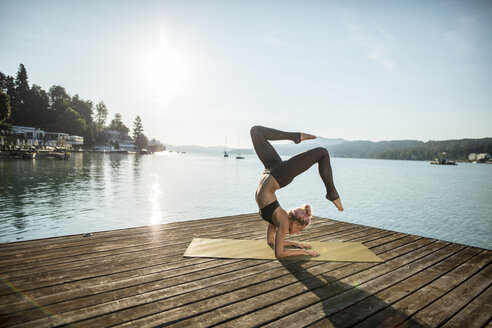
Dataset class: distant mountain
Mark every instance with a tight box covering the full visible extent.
[329,140,424,158]
[165,136,347,156]
[327,138,492,160]
[166,137,492,161]
[273,137,348,155]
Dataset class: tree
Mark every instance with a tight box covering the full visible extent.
[15,64,29,94]
[95,101,108,131]
[1,74,16,125]
[29,84,49,128]
[132,116,144,140]
[0,72,10,91]
[133,116,148,150]
[71,94,93,124]
[12,64,30,125]
[48,85,70,122]
[70,94,94,145]
[0,90,11,124]
[55,107,88,136]
[108,113,129,135]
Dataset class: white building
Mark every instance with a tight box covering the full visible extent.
[11,126,45,145]
[11,125,82,147]
[45,132,69,147]
[103,129,135,151]
[477,153,491,161]
[67,135,84,148]
[93,143,114,152]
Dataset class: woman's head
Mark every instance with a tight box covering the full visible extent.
[287,204,312,233]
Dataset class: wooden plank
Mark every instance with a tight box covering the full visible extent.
[0,220,358,302]
[3,227,408,327]
[0,215,351,254]
[0,220,381,325]
[0,213,260,253]
[0,217,266,265]
[0,217,342,272]
[211,242,460,328]
[0,220,350,292]
[110,237,434,328]
[0,219,356,284]
[0,215,489,328]
[75,235,413,328]
[440,284,492,328]
[311,246,482,327]
[402,258,492,327]
[350,249,491,328]
[0,226,392,322]
[0,222,269,278]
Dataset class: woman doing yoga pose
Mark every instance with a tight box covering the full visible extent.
[251,125,343,259]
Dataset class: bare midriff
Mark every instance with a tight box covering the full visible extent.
[255,172,280,209]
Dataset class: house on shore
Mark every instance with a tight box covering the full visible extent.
[468,153,491,163]
[102,129,135,151]
[9,125,84,149]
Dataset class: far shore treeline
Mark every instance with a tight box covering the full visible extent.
[170,136,492,161]
[0,63,150,149]
[328,139,492,161]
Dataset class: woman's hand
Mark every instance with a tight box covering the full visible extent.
[293,242,312,249]
[304,249,320,256]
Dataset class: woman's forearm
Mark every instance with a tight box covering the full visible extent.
[283,240,312,249]
[275,248,310,258]
[283,240,300,248]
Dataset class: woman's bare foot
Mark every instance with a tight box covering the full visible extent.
[331,197,344,211]
[300,133,316,142]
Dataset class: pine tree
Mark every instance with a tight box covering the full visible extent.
[133,116,148,150]
[15,64,29,94]
[95,101,108,131]
[12,64,30,125]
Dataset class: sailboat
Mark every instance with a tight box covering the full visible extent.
[223,136,229,157]
[236,135,244,159]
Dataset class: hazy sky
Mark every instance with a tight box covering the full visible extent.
[1,0,491,147]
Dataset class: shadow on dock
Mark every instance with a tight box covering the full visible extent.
[281,261,425,327]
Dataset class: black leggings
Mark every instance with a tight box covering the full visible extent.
[250,125,339,201]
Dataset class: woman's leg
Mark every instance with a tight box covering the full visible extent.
[275,147,340,201]
[250,125,300,169]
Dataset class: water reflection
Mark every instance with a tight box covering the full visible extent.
[149,177,162,225]
[133,154,142,181]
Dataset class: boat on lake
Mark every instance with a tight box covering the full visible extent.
[430,159,457,165]
[430,152,457,165]
[138,149,153,155]
[235,135,244,159]
[223,135,229,157]
[0,147,69,160]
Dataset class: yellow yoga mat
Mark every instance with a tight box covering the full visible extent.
[184,238,383,262]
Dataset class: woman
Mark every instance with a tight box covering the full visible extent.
[251,125,343,259]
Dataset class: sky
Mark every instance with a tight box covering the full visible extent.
[1,0,491,148]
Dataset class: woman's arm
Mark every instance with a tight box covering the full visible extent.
[267,221,312,249]
[271,211,319,258]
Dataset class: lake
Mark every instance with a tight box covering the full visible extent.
[1,152,491,249]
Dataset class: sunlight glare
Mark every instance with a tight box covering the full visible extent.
[138,27,192,102]
[149,179,162,225]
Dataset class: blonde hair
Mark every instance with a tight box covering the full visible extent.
[287,204,312,227]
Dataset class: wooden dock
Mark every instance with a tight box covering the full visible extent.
[0,214,490,327]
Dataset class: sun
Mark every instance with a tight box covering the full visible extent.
[138,31,192,102]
